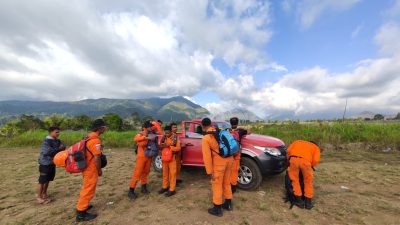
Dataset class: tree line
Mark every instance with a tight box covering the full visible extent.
[0,113,151,137]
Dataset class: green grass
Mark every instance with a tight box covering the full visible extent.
[0,130,137,148]
[1,121,400,149]
[251,121,400,147]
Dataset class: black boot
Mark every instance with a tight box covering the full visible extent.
[87,204,93,211]
[158,188,168,194]
[208,204,223,217]
[76,210,97,222]
[222,199,233,211]
[141,184,150,194]
[294,196,305,209]
[165,190,176,197]
[305,197,314,210]
[128,188,138,200]
[231,185,237,194]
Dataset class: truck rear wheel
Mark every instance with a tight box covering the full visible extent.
[152,154,162,173]
[237,157,263,191]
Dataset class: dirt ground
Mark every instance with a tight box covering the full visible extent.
[0,147,399,225]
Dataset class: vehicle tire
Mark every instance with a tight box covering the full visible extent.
[237,157,263,191]
[152,154,162,173]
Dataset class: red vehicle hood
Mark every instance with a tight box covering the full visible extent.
[241,134,284,147]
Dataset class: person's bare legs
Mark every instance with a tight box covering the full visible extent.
[37,183,45,203]
[42,182,49,199]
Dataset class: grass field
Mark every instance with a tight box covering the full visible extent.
[1,122,399,149]
[0,147,399,225]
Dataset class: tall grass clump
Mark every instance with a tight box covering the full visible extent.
[0,130,137,148]
[251,121,400,148]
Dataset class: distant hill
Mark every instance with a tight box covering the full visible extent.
[351,111,375,119]
[213,108,262,122]
[0,96,209,122]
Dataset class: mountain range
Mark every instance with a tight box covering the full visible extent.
[0,96,209,122]
[213,108,262,122]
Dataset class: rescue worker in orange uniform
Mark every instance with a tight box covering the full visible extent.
[76,119,106,222]
[287,140,320,209]
[170,122,183,184]
[201,118,234,217]
[228,117,248,193]
[158,125,181,197]
[151,120,163,135]
[128,121,155,199]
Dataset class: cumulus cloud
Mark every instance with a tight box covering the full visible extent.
[282,0,361,29]
[211,19,400,119]
[0,0,272,101]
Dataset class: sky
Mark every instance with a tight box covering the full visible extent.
[0,0,400,119]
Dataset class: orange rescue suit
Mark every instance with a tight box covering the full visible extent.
[202,127,234,205]
[162,134,181,192]
[229,129,241,186]
[287,140,320,198]
[76,132,102,211]
[129,130,152,189]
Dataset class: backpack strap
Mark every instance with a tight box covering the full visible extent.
[173,134,177,147]
[84,136,99,160]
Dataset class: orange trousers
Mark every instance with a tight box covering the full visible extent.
[162,157,177,191]
[176,153,181,179]
[76,164,98,211]
[230,156,240,186]
[288,157,314,198]
[211,158,234,205]
[129,156,152,188]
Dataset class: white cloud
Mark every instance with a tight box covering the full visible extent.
[0,0,272,101]
[206,22,400,119]
[288,0,361,29]
[351,24,363,39]
[374,22,400,56]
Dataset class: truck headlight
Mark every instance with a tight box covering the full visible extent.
[254,146,281,156]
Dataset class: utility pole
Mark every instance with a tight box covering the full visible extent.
[342,98,348,121]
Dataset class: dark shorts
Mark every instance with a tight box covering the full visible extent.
[38,164,56,184]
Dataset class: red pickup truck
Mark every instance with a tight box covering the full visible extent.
[152,120,287,190]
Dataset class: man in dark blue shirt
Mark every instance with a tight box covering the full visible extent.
[37,126,66,204]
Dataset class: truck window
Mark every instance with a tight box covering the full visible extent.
[185,122,203,139]
[194,124,203,134]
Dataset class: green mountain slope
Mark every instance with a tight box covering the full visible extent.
[0,96,209,122]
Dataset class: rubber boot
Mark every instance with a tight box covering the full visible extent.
[231,185,237,194]
[141,184,150,194]
[305,197,314,210]
[165,190,176,197]
[128,188,138,200]
[208,204,223,217]
[76,210,97,222]
[294,196,305,209]
[222,199,233,211]
[158,188,168,194]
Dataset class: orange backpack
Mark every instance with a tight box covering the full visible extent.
[161,147,173,162]
[160,134,177,162]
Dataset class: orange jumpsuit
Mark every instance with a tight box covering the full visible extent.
[162,134,181,191]
[287,140,320,198]
[129,130,152,189]
[229,129,241,186]
[151,121,163,135]
[76,132,102,211]
[202,127,234,205]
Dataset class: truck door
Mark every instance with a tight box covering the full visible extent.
[181,122,204,166]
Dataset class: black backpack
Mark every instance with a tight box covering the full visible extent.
[284,170,305,209]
